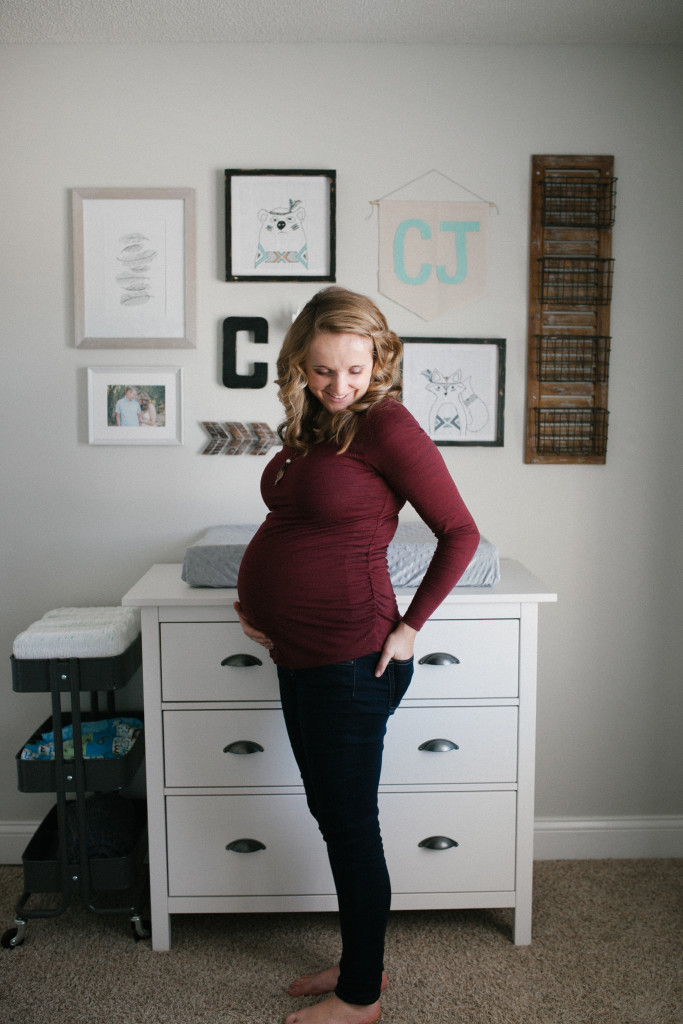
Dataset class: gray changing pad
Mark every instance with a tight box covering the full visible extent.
[181,523,499,589]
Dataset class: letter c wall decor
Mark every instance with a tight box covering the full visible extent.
[222,316,269,388]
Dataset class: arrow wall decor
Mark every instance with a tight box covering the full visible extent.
[201,421,280,455]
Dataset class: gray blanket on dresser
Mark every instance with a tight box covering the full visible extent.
[181,523,500,589]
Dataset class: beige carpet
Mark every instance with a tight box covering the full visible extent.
[0,860,681,1024]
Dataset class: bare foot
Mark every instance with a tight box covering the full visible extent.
[284,993,380,1024]
[287,967,387,997]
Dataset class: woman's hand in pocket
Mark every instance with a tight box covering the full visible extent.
[375,620,417,677]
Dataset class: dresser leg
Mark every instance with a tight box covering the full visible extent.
[151,910,171,951]
[512,902,532,945]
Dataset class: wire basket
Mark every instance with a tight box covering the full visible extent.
[538,257,614,305]
[541,175,617,228]
[536,335,611,382]
[535,408,608,456]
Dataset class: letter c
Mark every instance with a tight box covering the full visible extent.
[393,219,432,286]
[222,317,268,389]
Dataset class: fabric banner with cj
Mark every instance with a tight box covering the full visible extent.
[378,200,489,321]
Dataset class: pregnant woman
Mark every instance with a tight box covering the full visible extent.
[235,287,479,1024]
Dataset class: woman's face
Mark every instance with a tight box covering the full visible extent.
[304,331,374,414]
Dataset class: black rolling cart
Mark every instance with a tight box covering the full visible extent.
[3,609,150,948]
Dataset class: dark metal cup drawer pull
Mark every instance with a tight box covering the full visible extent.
[223,740,265,755]
[418,835,459,851]
[225,838,266,853]
[221,654,263,667]
[418,652,460,665]
[418,738,459,752]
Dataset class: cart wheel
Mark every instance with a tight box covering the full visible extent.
[1,928,22,949]
[130,916,151,941]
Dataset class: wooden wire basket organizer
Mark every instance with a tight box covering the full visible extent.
[538,257,614,305]
[541,175,617,228]
[536,335,611,382]
[526,156,615,464]
[535,407,608,456]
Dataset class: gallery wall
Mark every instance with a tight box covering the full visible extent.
[1,41,682,858]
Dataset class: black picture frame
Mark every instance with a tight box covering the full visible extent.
[401,338,505,446]
[225,169,336,282]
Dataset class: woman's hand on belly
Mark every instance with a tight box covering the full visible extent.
[233,601,274,651]
[374,620,417,677]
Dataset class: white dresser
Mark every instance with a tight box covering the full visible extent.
[122,561,555,950]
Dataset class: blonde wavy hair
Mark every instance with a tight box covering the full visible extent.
[276,287,403,453]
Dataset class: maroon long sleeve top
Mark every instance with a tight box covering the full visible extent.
[237,398,479,668]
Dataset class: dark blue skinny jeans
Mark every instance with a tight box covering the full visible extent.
[277,652,414,1006]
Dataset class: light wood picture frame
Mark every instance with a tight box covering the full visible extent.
[73,188,196,348]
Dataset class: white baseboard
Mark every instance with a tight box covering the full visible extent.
[533,816,683,859]
[0,822,41,866]
[1,816,682,866]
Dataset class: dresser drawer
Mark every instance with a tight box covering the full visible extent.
[166,794,334,897]
[163,705,516,788]
[160,618,518,701]
[166,790,516,897]
[383,707,518,784]
[163,709,300,786]
[382,791,516,893]
[160,623,278,701]
[410,619,519,699]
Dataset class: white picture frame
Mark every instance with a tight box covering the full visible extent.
[88,366,184,445]
[73,188,196,348]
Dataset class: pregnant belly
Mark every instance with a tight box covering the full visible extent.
[236,522,394,664]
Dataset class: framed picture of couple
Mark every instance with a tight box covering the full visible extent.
[87,366,184,445]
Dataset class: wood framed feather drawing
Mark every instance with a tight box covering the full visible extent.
[73,188,196,348]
